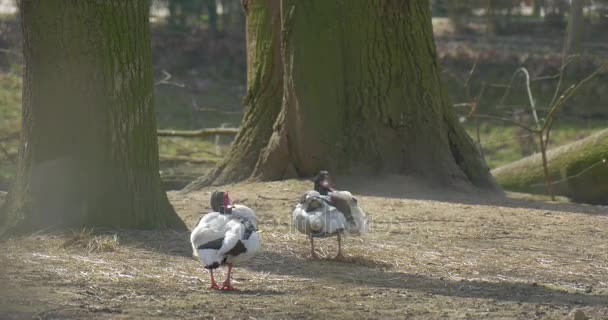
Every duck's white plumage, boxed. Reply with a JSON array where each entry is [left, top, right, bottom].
[[293, 171, 368, 259], [293, 190, 368, 238], [191, 204, 260, 269]]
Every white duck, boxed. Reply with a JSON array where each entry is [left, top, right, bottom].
[[292, 171, 368, 259], [190, 191, 260, 291]]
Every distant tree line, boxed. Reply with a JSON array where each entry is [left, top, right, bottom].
[[150, 0, 245, 35], [431, 0, 608, 35]]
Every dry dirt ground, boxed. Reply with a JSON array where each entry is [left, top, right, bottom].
[[1, 177, 608, 319]]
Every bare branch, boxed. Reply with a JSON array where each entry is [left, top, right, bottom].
[[471, 114, 537, 132], [531, 58, 576, 82], [548, 55, 577, 108], [542, 62, 607, 132], [464, 58, 478, 97], [496, 67, 540, 129], [154, 70, 185, 88], [469, 82, 486, 117]]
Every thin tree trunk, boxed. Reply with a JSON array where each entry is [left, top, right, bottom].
[[533, 0, 544, 18], [1, 0, 186, 235], [206, 0, 218, 35], [186, 0, 498, 191], [565, 0, 584, 55]]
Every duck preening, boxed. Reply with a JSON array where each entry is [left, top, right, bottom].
[[190, 191, 260, 291], [292, 171, 368, 259]]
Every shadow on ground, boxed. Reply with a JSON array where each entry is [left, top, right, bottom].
[[111, 229, 192, 258], [334, 174, 608, 216], [249, 250, 608, 307]]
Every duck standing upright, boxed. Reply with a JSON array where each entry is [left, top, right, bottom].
[[292, 171, 368, 259], [190, 191, 260, 291]]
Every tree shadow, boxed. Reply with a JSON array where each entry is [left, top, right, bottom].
[[112, 229, 193, 258], [334, 174, 607, 216], [248, 250, 608, 307]]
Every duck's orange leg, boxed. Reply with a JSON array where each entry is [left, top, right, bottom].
[[221, 264, 239, 291], [209, 269, 220, 289]]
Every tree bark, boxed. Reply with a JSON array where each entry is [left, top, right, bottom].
[[186, 0, 498, 192], [1, 0, 186, 235], [565, 0, 585, 55], [492, 129, 608, 204]]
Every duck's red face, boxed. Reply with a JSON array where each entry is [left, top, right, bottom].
[[222, 193, 232, 208], [320, 179, 330, 188]]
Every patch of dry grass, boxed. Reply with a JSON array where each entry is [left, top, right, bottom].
[[62, 229, 120, 253], [1, 178, 608, 319]]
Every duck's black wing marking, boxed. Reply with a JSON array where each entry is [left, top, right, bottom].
[[197, 219, 255, 257], [226, 240, 247, 256], [198, 238, 248, 256], [329, 193, 354, 223], [197, 238, 224, 250], [226, 219, 256, 255]]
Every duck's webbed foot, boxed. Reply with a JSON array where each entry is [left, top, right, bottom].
[[221, 264, 240, 291]]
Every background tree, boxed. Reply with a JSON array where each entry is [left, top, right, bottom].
[[447, 0, 473, 33], [167, 0, 205, 30], [186, 0, 499, 192], [565, 0, 585, 55], [533, 0, 545, 17], [0, 0, 186, 235]]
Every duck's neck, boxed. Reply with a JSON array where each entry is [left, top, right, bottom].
[[314, 184, 333, 196]]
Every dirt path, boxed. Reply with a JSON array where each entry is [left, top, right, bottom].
[[1, 178, 608, 319]]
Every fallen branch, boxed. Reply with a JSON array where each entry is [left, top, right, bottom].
[[158, 155, 218, 164], [493, 129, 608, 204], [157, 128, 239, 138], [2, 129, 240, 141]]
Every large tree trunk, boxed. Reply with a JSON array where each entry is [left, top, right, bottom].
[[492, 129, 608, 204], [1, 0, 186, 235], [565, 0, 585, 55], [186, 0, 498, 192]]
